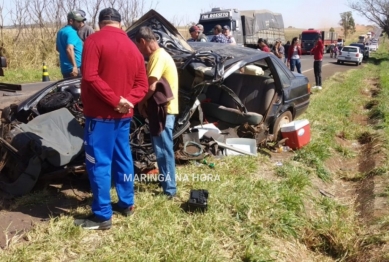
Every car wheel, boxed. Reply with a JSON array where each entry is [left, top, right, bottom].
[[356, 62, 359, 66], [272, 111, 293, 141], [337, 60, 340, 64], [37, 91, 74, 114]]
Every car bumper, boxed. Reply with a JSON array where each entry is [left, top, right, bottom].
[[338, 56, 359, 62]]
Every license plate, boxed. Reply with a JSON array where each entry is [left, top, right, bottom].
[[345, 57, 351, 59]]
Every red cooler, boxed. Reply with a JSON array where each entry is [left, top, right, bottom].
[[280, 119, 310, 149]]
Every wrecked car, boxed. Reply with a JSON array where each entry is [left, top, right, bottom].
[[0, 10, 310, 196]]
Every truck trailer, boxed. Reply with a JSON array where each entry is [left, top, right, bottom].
[[300, 29, 337, 54], [198, 8, 285, 48]]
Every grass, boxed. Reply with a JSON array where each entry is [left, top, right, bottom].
[[1, 67, 63, 84], [1, 37, 389, 262]]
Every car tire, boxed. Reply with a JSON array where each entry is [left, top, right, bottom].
[[337, 60, 340, 64], [272, 111, 293, 141], [37, 91, 74, 114], [356, 62, 359, 66]]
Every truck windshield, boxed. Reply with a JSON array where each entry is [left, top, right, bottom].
[[301, 33, 320, 41], [199, 20, 230, 35]]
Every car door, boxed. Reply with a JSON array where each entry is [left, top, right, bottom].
[[268, 56, 310, 118]]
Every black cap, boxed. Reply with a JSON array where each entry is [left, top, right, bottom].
[[98, 8, 121, 23]]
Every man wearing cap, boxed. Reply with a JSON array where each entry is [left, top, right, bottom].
[[210, 25, 228, 43], [75, 9, 95, 41], [56, 10, 84, 78], [222, 25, 236, 44], [195, 24, 208, 42], [74, 8, 148, 230], [187, 26, 199, 42]]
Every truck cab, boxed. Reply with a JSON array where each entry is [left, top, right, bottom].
[[301, 29, 337, 54], [358, 35, 367, 43], [300, 29, 322, 54], [198, 8, 242, 43]]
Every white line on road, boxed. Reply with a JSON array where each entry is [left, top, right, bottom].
[[302, 63, 330, 73]]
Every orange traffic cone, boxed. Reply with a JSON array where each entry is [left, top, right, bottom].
[[42, 62, 50, 82]]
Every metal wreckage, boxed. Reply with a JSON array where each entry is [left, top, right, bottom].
[[0, 10, 310, 197]]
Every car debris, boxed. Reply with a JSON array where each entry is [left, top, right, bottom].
[[0, 10, 311, 196]]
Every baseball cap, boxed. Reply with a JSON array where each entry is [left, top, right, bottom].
[[98, 8, 121, 23], [223, 25, 230, 31], [189, 25, 199, 33], [67, 10, 86, 22]]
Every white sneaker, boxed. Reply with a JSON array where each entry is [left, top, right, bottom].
[[317, 86, 322, 90], [312, 86, 317, 89]]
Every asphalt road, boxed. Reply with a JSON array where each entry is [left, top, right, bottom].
[[293, 52, 361, 87], [0, 81, 54, 109]]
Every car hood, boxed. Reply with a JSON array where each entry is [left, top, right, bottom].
[[126, 9, 193, 55]]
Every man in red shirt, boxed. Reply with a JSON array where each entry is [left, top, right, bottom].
[[74, 8, 148, 230], [257, 38, 270, 52], [310, 36, 324, 90]]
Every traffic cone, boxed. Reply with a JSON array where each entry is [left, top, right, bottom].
[[42, 62, 50, 82]]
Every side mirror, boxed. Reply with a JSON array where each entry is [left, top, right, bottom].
[[231, 20, 237, 31]]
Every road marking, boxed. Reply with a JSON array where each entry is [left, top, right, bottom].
[[302, 63, 330, 73]]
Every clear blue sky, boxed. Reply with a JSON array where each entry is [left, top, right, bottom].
[[154, 0, 371, 28], [1, 0, 371, 29]]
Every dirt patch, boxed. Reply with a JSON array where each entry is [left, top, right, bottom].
[[0, 177, 91, 249]]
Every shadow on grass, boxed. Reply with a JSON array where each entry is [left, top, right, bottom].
[[367, 56, 389, 65]]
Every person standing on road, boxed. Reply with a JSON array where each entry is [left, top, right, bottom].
[[333, 44, 338, 59], [287, 37, 302, 73], [310, 35, 324, 90], [210, 25, 228, 43], [135, 26, 178, 199], [195, 24, 208, 42], [283, 41, 291, 64], [222, 25, 236, 44], [187, 26, 205, 42], [74, 9, 95, 42], [74, 8, 148, 230], [274, 40, 284, 60], [257, 38, 270, 52], [56, 10, 84, 78]]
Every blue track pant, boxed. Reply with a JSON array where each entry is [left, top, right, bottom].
[[84, 117, 134, 221]]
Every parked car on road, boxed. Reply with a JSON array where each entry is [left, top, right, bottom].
[[349, 43, 370, 60], [0, 10, 311, 196], [337, 46, 363, 66]]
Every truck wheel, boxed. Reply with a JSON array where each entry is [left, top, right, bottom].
[[37, 91, 74, 114], [272, 111, 293, 141]]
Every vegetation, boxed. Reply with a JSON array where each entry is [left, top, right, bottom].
[[339, 11, 356, 41], [349, 0, 389, 37], [0, 40, 388, 262]]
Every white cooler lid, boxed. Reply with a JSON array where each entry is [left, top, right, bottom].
[[280, 119, 309, 132]]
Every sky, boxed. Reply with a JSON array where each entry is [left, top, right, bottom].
[[0, 0, 372, 29], [153, 0, 371, 28]]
